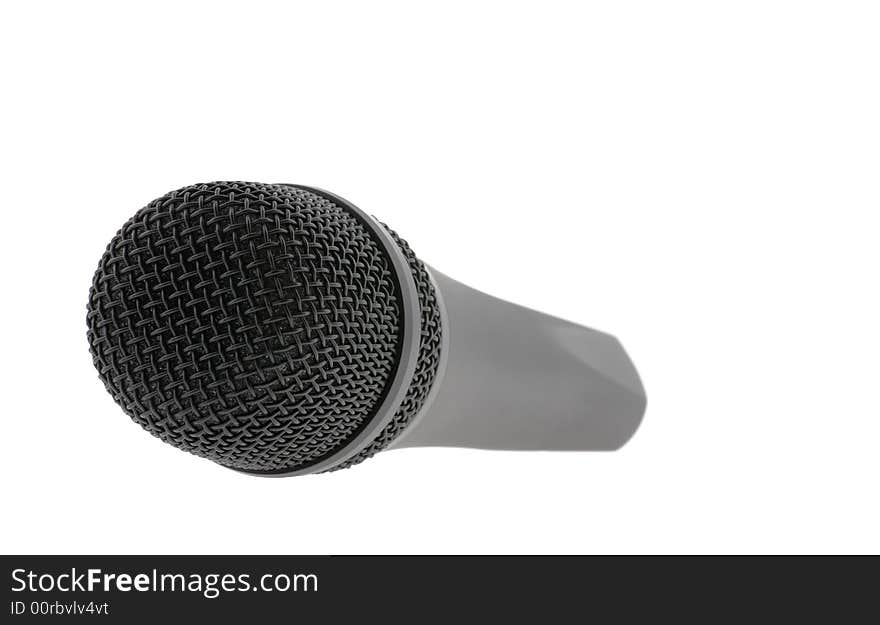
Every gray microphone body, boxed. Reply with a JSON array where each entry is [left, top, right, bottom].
[[392, 268, 645, 453]]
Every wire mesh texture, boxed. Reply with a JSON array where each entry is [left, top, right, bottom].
[[329, 225, 443, 471], [87, 181, 441, 473]]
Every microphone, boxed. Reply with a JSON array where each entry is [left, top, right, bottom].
[[87, 182, 646, 476]]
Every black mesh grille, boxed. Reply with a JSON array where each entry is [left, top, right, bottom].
[[86, 182, 403, 473]]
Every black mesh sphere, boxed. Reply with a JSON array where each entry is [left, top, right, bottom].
[[87, 182, 406, 473]]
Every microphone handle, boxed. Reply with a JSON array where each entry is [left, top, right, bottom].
[[391, 269, 646, 451]]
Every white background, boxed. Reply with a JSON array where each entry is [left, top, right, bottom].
[[1, 2, 878, 554]]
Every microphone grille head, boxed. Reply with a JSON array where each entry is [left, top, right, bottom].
[[87, 182, 442, 474]]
